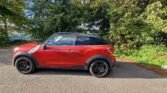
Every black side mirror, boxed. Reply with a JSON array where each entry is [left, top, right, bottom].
[[42, 43, 47, 50]]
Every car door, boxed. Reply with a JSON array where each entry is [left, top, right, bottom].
[[73, 35, 109, 65], [38, 34, 78, 67], [71, 35, 94, 66]]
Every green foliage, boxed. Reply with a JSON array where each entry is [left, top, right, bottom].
[[27, 0, 111, 41], [27, 0, 83, 41], [121, 45, 167, 66], [1, 0, 166, 50], [108, 0, 147, 49], [80, 0, 110, 36], [0, 0, 27, 46], [0, 0, 25, 16], [0, 0, 26, 27], [108, 0, 167, 50], [26, 0, 53, 41], [142, 1, 167, 33], [27, 0, 167, 45], [44, 0, 83, 37]]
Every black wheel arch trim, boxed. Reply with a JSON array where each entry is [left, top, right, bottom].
[[84, 55, 113, 70], [12, 52, 39, 67]]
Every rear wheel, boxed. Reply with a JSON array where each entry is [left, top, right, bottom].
[[89, 60, 110, 78], [15, 57, 36, 74]]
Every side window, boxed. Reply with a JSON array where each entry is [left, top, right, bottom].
[[76, 35, 90, 45], [47, 34, 75, 46], [89, 37, 108, 45], [76, 35, 108, 45]]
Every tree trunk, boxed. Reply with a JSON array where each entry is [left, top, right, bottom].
[[2, 16, 8, 38]]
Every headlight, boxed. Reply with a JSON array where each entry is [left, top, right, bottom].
[[14, 47, 19, 51]]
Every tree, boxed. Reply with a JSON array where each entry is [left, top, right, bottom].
[[72, 0, 110, 36], [108, 0, 167, 51], [25, 0, 53, 41], [0, 0, 26, 45], [25, 0, 166, 47], [27, 0, 83, 41], [0, 0, 26, 37], [141, 1, 167, 45], [44, 0, 83, 37]]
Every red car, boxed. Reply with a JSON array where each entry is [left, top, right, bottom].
[[12, 32, 116, 77]]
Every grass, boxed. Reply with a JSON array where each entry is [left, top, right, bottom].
[[116, 45, 167, 67]]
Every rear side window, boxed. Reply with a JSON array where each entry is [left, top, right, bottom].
[[76, 35, 108, 45]]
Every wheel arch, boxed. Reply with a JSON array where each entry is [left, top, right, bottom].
[[84, 55, 112, 70], [13, 52, 39, 67]]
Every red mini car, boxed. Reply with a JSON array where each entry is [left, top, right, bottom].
[[12, 32, 116, 77]]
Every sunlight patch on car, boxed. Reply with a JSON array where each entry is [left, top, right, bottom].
[[28, 45, 40, 54]]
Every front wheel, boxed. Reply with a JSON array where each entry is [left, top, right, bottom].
[[15, 57, 36, 74], [89, 60, 110, 78]]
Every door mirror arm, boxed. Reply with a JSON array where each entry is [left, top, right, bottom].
[[42, 43, 47, 50]]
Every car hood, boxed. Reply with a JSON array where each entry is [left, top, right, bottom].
[[16, 42, 39, 52]]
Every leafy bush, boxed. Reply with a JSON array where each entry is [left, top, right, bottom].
[[108, 0, 167, 50], [119, 45, 167, 67]]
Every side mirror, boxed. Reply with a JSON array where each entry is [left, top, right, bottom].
[[42, 43, 47, 50]]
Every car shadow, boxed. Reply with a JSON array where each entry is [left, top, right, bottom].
[[34, 61, 166, 79]]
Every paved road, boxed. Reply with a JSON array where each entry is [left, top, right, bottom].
[[0, 48, 167, 93]]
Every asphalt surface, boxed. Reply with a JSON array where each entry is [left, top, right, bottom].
[[0, 48, 167, 93]]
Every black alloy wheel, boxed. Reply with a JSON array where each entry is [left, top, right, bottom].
[[15, 57, 35, 74], [89, 60, 110, 78]]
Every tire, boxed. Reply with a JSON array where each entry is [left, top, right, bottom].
[[89, 60, 110, 78], [15, 56, 36, 74]]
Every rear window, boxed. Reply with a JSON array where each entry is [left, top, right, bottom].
[[76, 35, 108, 45]]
